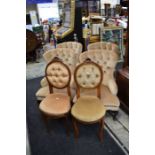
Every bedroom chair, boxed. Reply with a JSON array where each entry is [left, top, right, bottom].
[[36, 48, 78, 102], [77, 48, 120, 120], [39, 57, 71, 135], [71, 59, 106, 142]]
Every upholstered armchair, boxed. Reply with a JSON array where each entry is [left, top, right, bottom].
[[77, 48, 120, 119], [88, 42, 119, 54], [71, 59, 106, 142], [56, 41, 83, 54], [39, 57, 71, 134], [36, 48, 78, 101]]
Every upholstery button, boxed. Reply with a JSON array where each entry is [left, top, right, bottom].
[[86, 74, 90, 78], [104, 62, 107, 65], [96, 74, 99, 77], [78, 74, 81, 78]]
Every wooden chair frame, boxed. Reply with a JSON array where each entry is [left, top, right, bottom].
[[72, 59, 105, 142], [40, 57, 72, 135]]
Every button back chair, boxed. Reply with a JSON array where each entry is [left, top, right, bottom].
[[36, 48, 78, 102], [78, 48, 120, 119], [56, 41, 83, 55], [39, 57, 71, 135], [71, 59, 106, 142]]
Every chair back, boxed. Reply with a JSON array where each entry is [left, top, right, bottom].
[[43, 48, 77, 73], [74, 59, 103, 98], [88, 42, 119, 53], [79, 49, 119, 95], [45, 57, 71, 96], [57, 41, 83, 54]]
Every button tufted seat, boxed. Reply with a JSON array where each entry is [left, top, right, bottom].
[[39, 93, 70, 116], [71, 95, 106, 122]]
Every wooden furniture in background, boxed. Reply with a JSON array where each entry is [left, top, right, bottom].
[[116, 66, 129, 114], [26, 29, 42, 62]]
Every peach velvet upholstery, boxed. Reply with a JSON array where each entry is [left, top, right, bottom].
[[79, 49, 119, 95], [40, 48, 78, 89], [71, 96, 106, 122], [71, 61, 106, 122], [75, 63, 102, 89], [46, 61, 70, 88], [56, 41, 83, 54], [73, 85, 120, 111], [39, 93, 70, 116], [36, 86, 75, 101]]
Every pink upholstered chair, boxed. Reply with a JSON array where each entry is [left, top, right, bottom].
[[75, 48, 120, 119], [39, 57, 71, 134]]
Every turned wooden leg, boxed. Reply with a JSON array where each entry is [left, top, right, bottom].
[[64, 115, 70, 136], [98, 118, 104, 142], [72, 118, 79, 139]]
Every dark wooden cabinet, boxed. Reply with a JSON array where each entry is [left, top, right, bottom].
[[116, 67, 129, 114]]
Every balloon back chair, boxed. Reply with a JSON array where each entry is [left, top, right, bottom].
[[71, 59, 106, 142], [36, 48, 77, 102], [39, 57, 71, 135]]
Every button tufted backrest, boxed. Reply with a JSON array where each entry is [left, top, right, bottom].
[[56, 41, 83, 54], [43, 48, 77, 73], [45, 58, 71, 95], [79, 49, 119, 95], [74, 60, 103, 98], [88, 42, 119, 54]]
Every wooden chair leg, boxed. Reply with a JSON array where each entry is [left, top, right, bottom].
[[98, 118, 104, 142], [72, 118, 79, 139], [64, 115, 70, 136]]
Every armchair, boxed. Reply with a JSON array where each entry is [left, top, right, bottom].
[[56, 42, 83, 55]]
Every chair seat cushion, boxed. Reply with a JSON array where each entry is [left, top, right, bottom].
[[36, 86, 75, 101], [39, 93, 71, 116], [71, 96, 106, 122], [73, 85, 120, 111]]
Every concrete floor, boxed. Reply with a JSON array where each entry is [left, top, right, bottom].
[[26, 57, 129, 155]]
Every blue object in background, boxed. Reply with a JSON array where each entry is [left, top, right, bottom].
[[26, 0, 53, 5]]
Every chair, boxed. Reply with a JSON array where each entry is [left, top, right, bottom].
[[87, 42, 119, 53], [71, 59, 106, 142], [78, 48, 120, 119], [56, 41, 83, 55], [36, 48, 78, 101], [39, 57, 71, 135]]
